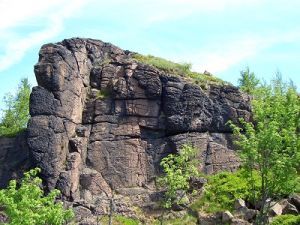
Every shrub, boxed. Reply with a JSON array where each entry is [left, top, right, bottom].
[[271, 214, 300, 225], [191, 169, 261, 213], [0, 168, 74, 225], [158, 144, 200, 208]]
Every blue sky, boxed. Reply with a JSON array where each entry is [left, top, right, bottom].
[[1, 0, 300, 106]]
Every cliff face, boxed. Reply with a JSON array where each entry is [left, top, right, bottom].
[[0, 38, 251, 219], [0, 133, 31, 188]]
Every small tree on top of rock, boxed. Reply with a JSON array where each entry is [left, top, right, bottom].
[[158, 144, 199, 209], [238, 67, 260, 94]]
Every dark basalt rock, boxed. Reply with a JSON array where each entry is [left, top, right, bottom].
[[0, 38, 251, 221]]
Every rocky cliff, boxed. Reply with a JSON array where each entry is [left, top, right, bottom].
[[0, 133, 32, 188], [0, 38, 251, 221]]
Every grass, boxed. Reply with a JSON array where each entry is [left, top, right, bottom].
[[155, 213, 198, 225], [132, 54, 227, 88], [96, 215, 140, 225], [97, 214, 196, 225]]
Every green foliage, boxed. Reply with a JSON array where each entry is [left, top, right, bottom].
[[0, 168, 74, 225], [191, 169, 261, 213], [132, 54, 225, 87], [238, 67, 260, 94], [271, 214, 300, 225], [112, 215, 139, 225], [0, 78, 31, 137], [153, 213, 197, 225], [158, 144, 199, 208], [98, 215, 140, 225], [95, 88, 110, 99], [229, 76, 300, 224]]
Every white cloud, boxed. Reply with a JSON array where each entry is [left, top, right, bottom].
[[141, 0, 263, 24], [170, 31, 300, 74], [88, 0, 263, 25], [0, 0, 90, 72]]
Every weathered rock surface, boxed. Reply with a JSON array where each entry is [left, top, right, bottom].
[[0, 132, 32, 188], [0, 38, 251, 220]]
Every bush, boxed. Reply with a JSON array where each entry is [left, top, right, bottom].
[[0, 168, 74, 225], [271, 214, 300, 225], [158, 144, 199, 208], [191, 169, 261, 213]]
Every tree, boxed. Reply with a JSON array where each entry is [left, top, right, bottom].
[[0, 78, 31, 137], [238, 67, 260, 94], [158, 144, 199, 209], [229, 76, 300, 224], [0, 168, 74, 225]]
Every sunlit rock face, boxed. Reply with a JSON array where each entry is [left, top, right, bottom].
[[0, 38, 251, 219]]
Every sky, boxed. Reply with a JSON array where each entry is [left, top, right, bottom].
[[1, 0, 300, 106]]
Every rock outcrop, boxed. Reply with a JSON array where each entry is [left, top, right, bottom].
[[1, 38, 251, 221], [0, 132, 32, 188]]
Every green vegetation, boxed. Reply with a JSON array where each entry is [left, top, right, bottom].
[[271, 214, 300, 225], [98, 213, 197, 225], [132, 54, 226, 87], [95, 215, 140, 225], [191, 72, 299, 223], [95, 88, 111, 99], [191, 169, 261, 213], [158, 144, 199, 209], [112, 215, 139, 225], [238, 67, 260, 94], [229, 75, 300, 224], [0, 168, 74, 225], [154, 213, 197, 225], [0, 78, 31, 137]]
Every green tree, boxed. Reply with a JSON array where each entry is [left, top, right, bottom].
[[229, 76, 300, 224], [0, 168, 74, 225], [0, 78, 31, 137], [238, 67, 260, 94], [158, 144, 199, 209]]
